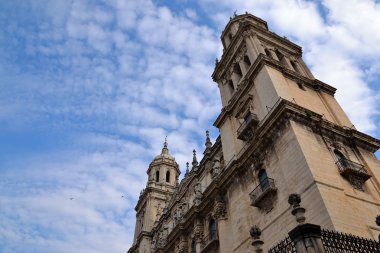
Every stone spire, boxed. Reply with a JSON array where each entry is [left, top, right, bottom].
[[192, 149, 198, 171], [205, 130, 212, 150], [185, 162, 189, 175]]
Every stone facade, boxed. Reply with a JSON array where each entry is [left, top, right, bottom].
[[128, 13, 380, 253]]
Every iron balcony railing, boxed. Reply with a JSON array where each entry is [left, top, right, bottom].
[[336, 158, 371, 180], [200, 232, 219, 252], [250, 178, 277, 207], [237, 112, 259, 141]]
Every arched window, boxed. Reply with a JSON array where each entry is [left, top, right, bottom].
[[191, 239, 196, 253], [258, 169, 269, 191], [155, 171, 160, 182], [166, 171, 170, 183], [209, 219, 217, 240]]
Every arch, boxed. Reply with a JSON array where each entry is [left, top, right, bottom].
[[166, 171, 170, 183], [155, 170, 160, 182], [209, 219, 217, 240], [258, 169, 269, 191]]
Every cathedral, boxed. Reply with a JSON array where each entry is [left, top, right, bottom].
[[128, 13, 380, 253]]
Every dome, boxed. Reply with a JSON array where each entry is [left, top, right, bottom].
[[152, 139, 175, 162]]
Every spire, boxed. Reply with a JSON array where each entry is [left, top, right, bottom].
[[162, 136, 169, 155], [185, 162, 189, 175], [205, 130, 212, 150], [192, 149, 198, 170]]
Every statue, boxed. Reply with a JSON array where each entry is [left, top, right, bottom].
[[193, 182, 202, 205]]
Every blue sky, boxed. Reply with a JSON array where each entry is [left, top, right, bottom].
[[0, 0, 379, 252]]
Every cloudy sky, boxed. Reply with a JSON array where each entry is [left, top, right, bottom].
[[0, 0, 379, 252]]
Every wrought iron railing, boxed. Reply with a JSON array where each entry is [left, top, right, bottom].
[[237, 112, 259, 141], [321, 229, 380, 253], [249, 178, 277, 207], [335, 158, 370, 178], [200, 232, 219, 252], [269, 229, 380, 253], [268, 236, 296, 253]]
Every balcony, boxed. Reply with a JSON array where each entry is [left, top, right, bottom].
[[336, 158, 371, 190], [250, 178, 277, 208], [200, 232, 219, 252], [237, 113, 259, 141]]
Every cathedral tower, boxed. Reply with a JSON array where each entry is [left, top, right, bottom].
[[132, 140, 180, 252], [129, 13, 380, 253]]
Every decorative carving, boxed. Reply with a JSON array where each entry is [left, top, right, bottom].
[[211, 155, 221, 178], [193, 219, 204, 242], [213, 195, 227, 220], [193, 182, 202, 205]]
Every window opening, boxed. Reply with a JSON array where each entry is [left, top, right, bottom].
[[244, 55, 251, 66], [191, 239, 196, 253], [258, 169, 269, 191], [209, 219, 217, 240], [156, 171, 160, 182], [166, 171, 170, 183], [264, 48, 272, 58]]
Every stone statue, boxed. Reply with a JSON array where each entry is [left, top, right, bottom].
[[193, 182, 202, 205]]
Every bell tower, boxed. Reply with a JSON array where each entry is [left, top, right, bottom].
[[132, 139, 180, 253], [212, 12, 380, 249]]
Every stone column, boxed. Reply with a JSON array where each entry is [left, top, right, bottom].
[[287, 193, 326, 253]]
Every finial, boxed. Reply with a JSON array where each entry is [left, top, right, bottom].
[[186, 162, 189, 175], [192, 149, 198, 170], [215, 58, 219, 66], [250, 225, 264, 253], [205, 130, 212, 151], [162, 136, 169, 154], [288, 193, 306, 224], [233, 10, 237, 17]]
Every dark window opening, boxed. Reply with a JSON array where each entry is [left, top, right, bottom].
[[191, 239, 196, 253], [234, 63, 243, 79], [166, 171, 170, 183], [209, 219, 217, 240], [244, 55, 251, 66], [156, 171, 160, 182], [334, 150, 347, 167], [275, 49, 284, 60], [297, 82, 306, 90], [264, 48, 272, 58], [228, 33, 233, 42], [258, 169, 269, 191], [291, 60, 300, 73], [228, 80, 235, 95]]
